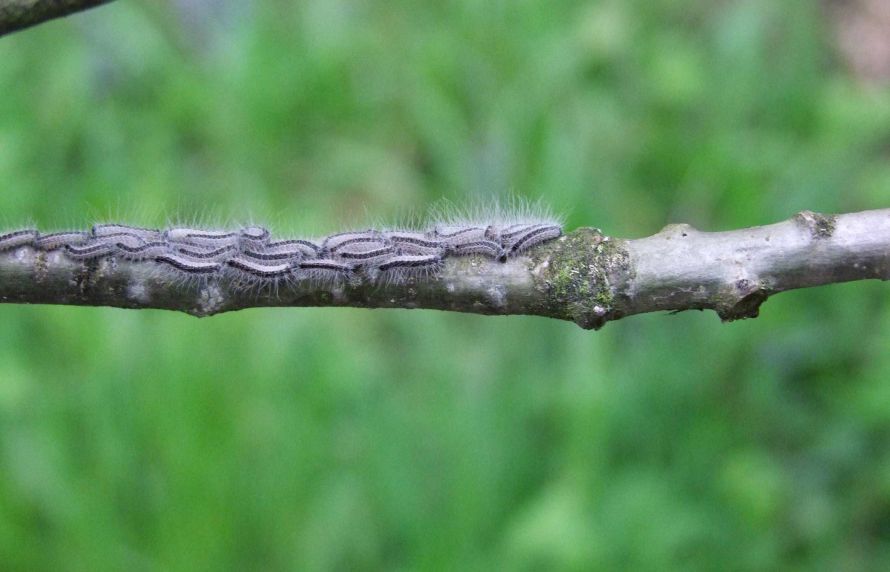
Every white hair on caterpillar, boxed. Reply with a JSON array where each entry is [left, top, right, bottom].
[[374, 254, 444, 285], [0, 229, 38, 251], [35, 231, 91, 251], [1, 200, 565, 292]]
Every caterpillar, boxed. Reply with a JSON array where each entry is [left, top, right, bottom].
[[0, 229, 39, 250], [296, 259, 354, 284], [506, 224, 563, 254], [65, 242, 117, 259], [226, 256, 294, 279], [450, 239, 507, 262], [322, 230, 390, 254], [335, 245, 398, 268], [92, 224, 162, 240], [376, 254, 444, 284], [383, 232, 446, 256], [91, 232, 150, 249], [173, 244, 239, 261], [164, 226, 271, 251], [0, 208, 563, 288], [34, 231, 90, 250], [432, 225, 487, 240], [265, 239, 320, 258], [154, 254, 221, 275], [115, 241, 169, 261], [240, 247, 304, 263]]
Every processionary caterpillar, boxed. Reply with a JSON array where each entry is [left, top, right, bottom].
[[0, 206, 563, 288]]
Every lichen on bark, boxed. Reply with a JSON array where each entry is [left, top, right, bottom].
[[536, 227, 629, 329]]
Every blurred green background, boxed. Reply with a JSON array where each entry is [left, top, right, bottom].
[[2, 0, 890, 570]]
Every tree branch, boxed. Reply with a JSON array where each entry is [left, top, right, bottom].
[[1, 209, 888, 329], [0, 0, 113, 37]]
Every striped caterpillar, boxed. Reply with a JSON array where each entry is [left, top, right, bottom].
[[0, 213, 563, 288]]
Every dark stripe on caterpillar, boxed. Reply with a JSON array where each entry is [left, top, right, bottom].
[[154, 254, 221, 274], [451, 240, 507, 262], [227, 257, 294, 278], [35, 232, 90, 250], [0, 229, 39, 250], [508, 225, 563, 254]]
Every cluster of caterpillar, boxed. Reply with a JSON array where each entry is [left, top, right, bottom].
[[0, 219, 562, 287]]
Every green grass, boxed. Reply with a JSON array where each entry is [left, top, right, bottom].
[[2, 1, 890, 570]]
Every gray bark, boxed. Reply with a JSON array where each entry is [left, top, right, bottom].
[[0, 0, 112, 36], [1, 209, 888, 329]]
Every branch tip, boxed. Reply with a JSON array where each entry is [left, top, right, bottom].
[[0, 0, 114, 37]]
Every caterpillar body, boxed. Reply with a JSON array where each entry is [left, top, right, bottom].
[[0, 229, 39, 250], [154, 254, 221, 275], [322, 230, 390, 255], [91, 232, 150, 249], [65, 242, 117, 259], [335, 246, 398, 273], [376, 254, 444, 285], [450, 240, 507, 261], [226, 257, 294, 279], [164, 228, 238, 243], [173, 244, 239, 261], [92, 224, 162, 242], [35, 232, 90, 250], [0, 210, 563, 288], [297, 259, 354, 285], [240, 247, 304, 263], [384, 232, 447, 256], [501, 224, 563, 254], [265, 239, 320, 258], [115, 241, 169, 261], [432, 225, 486, 240]]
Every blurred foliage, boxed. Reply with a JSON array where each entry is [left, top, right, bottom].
[[1, 0, 890, 570]]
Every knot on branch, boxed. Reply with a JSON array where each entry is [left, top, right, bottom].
[[657, 222, 699, 239], [539, 228, 629, 330], [716, 278, 770, 322], [794, 210, 837, 239]]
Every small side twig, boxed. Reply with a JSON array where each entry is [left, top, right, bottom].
[[0, 0, 114, 37]]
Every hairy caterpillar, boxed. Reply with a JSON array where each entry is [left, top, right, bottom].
[[383, 232, 447, 256], [0, 206, 563, 289], [90, 232, 150, 249], [502, 224, 563, 254], [322, 230, 390, 254], [265, 239, 320, 258], [432, 225, 486, 240], [164, 226, 271, 251], [226, 257, 294, 279], [296, 259, 354, 285], [0, 229, 39, 250], [115, 241, 169, 261], [92, 224, 162, 240], [336, 245, 398, 268], [173, 244, 239, 261], [34, 231, 90, 250], [239, 226, 272, 247], [240, 247, 304, 263], [154, 254, 221, 275], [164, 228, 237, 243], [376, 254, 444, 284], [65, 242, 117, 259], [450, 240, 507, 261]]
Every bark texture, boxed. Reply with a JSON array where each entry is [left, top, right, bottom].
[[0, 0, 112, 36], [1, 209, 888, 329]]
